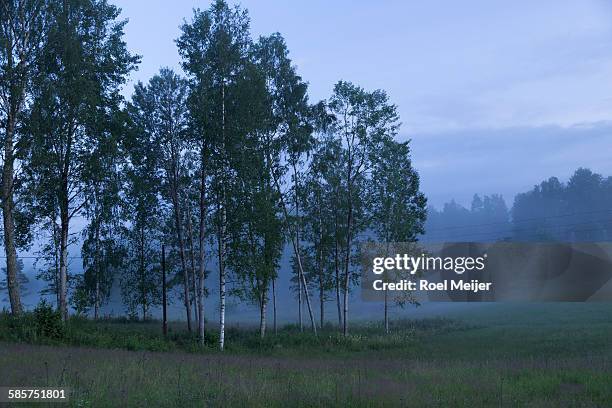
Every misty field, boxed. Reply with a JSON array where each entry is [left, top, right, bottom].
[[1, 303, 612, 407]]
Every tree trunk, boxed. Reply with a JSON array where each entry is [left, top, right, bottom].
[[1, 26, 24, 316], [342, 210, 352, 336], [259, 289, 267, 339], [298, 277, 303, 330], [218, 197, 226, 350], [291, 229, 316, 334], [94, 222, 101, 320], [197, 152, 207, 345], [171, 188, 192, 332], [317, 235, 324, 329], [268, 156, 317, 335], [52, 218, 60, 308], [335, 272, 341, 327], [272, 278, 277, 335], [293, 164, 304, 332], [57, 9, 77, 323], [317, 199, 325, 329], [218, 80, 227, 350], [162, 245, 168, 336], [333, 203, 342, 328], [384, 242, 391, 334], [59, 212, 69, 321], [342, 172, 354, 336], [140, 225, 146, 320], [94, 277, 100, 320], [2, 117, 21, 315], [384, 288, 389, 334], [320, 285, 325, 329], [342, 248, 350, 336], [186, 202, 198, 330]]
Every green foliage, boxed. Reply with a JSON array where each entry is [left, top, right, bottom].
[[4, 0, 429, 345], [0, 259, 30, 297], [0, 308, 468, 355], [121, 69, 192, 320], [33, 300, 65, 339], [370, 138, 427, 243], [513, 167, 612, 241], [0, 310, 38, 342], [23, 0, 139, 319], [0, 300, 66, 342]]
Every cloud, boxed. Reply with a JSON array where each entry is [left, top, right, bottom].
[[410, 123, 612, 208]]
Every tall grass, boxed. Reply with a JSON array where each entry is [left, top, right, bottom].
[[1, 304, 612, 406]]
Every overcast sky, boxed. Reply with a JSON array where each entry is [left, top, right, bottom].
[[112, 0, 612, 208]]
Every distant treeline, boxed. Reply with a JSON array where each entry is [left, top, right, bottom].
[[0, 0, 427, 347], [425, 168, 612, 242]]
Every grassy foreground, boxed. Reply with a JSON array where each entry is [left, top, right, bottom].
[[1, 303, 612, 407]]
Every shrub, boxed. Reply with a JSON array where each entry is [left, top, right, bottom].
[[33, 300, 65, 340], [0, 311, 36, 341]]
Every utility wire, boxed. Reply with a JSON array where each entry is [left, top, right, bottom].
[[425, 221, 611, 241], [1, 210, 611, 259], [427, 218, 612, 238], [0, 256, 82, 259], [425, 208, 612, 233]]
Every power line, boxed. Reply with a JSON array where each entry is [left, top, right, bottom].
[[428, 218, 612, 239], [424, 208, 612, 233], [1, 211, 610, 260], [425, 220, 611, 241], [468, 225, 608, 242], [0, 256, 81, 259]]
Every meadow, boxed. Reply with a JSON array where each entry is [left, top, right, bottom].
[[1, 303, 611, 407]]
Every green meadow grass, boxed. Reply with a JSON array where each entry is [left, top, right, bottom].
[[1, 303, 611, 407]]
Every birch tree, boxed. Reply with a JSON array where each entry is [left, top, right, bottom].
[[308, 132, 347, 328], [75, 107, 125, 318], [0, 0, 48, 315], [177, 0, 251, 350], [28, 0, 138, 320], [370, 138, 427, 333], [228, 145, 283, 339], [301, 138, 341, 328], [119, 104, 165, 321], [253, 33, 318, 334], [128, 68, 194, 330], [328, 81, 400, 335]]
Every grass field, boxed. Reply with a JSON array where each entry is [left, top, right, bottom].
[[1, 303, 612, 407]]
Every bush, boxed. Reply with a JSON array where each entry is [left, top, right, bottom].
[[33, 300, 65, 340], [0, 311, 35, 342]]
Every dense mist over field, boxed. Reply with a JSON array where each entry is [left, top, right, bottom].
[[4, 163, 611, 321]]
